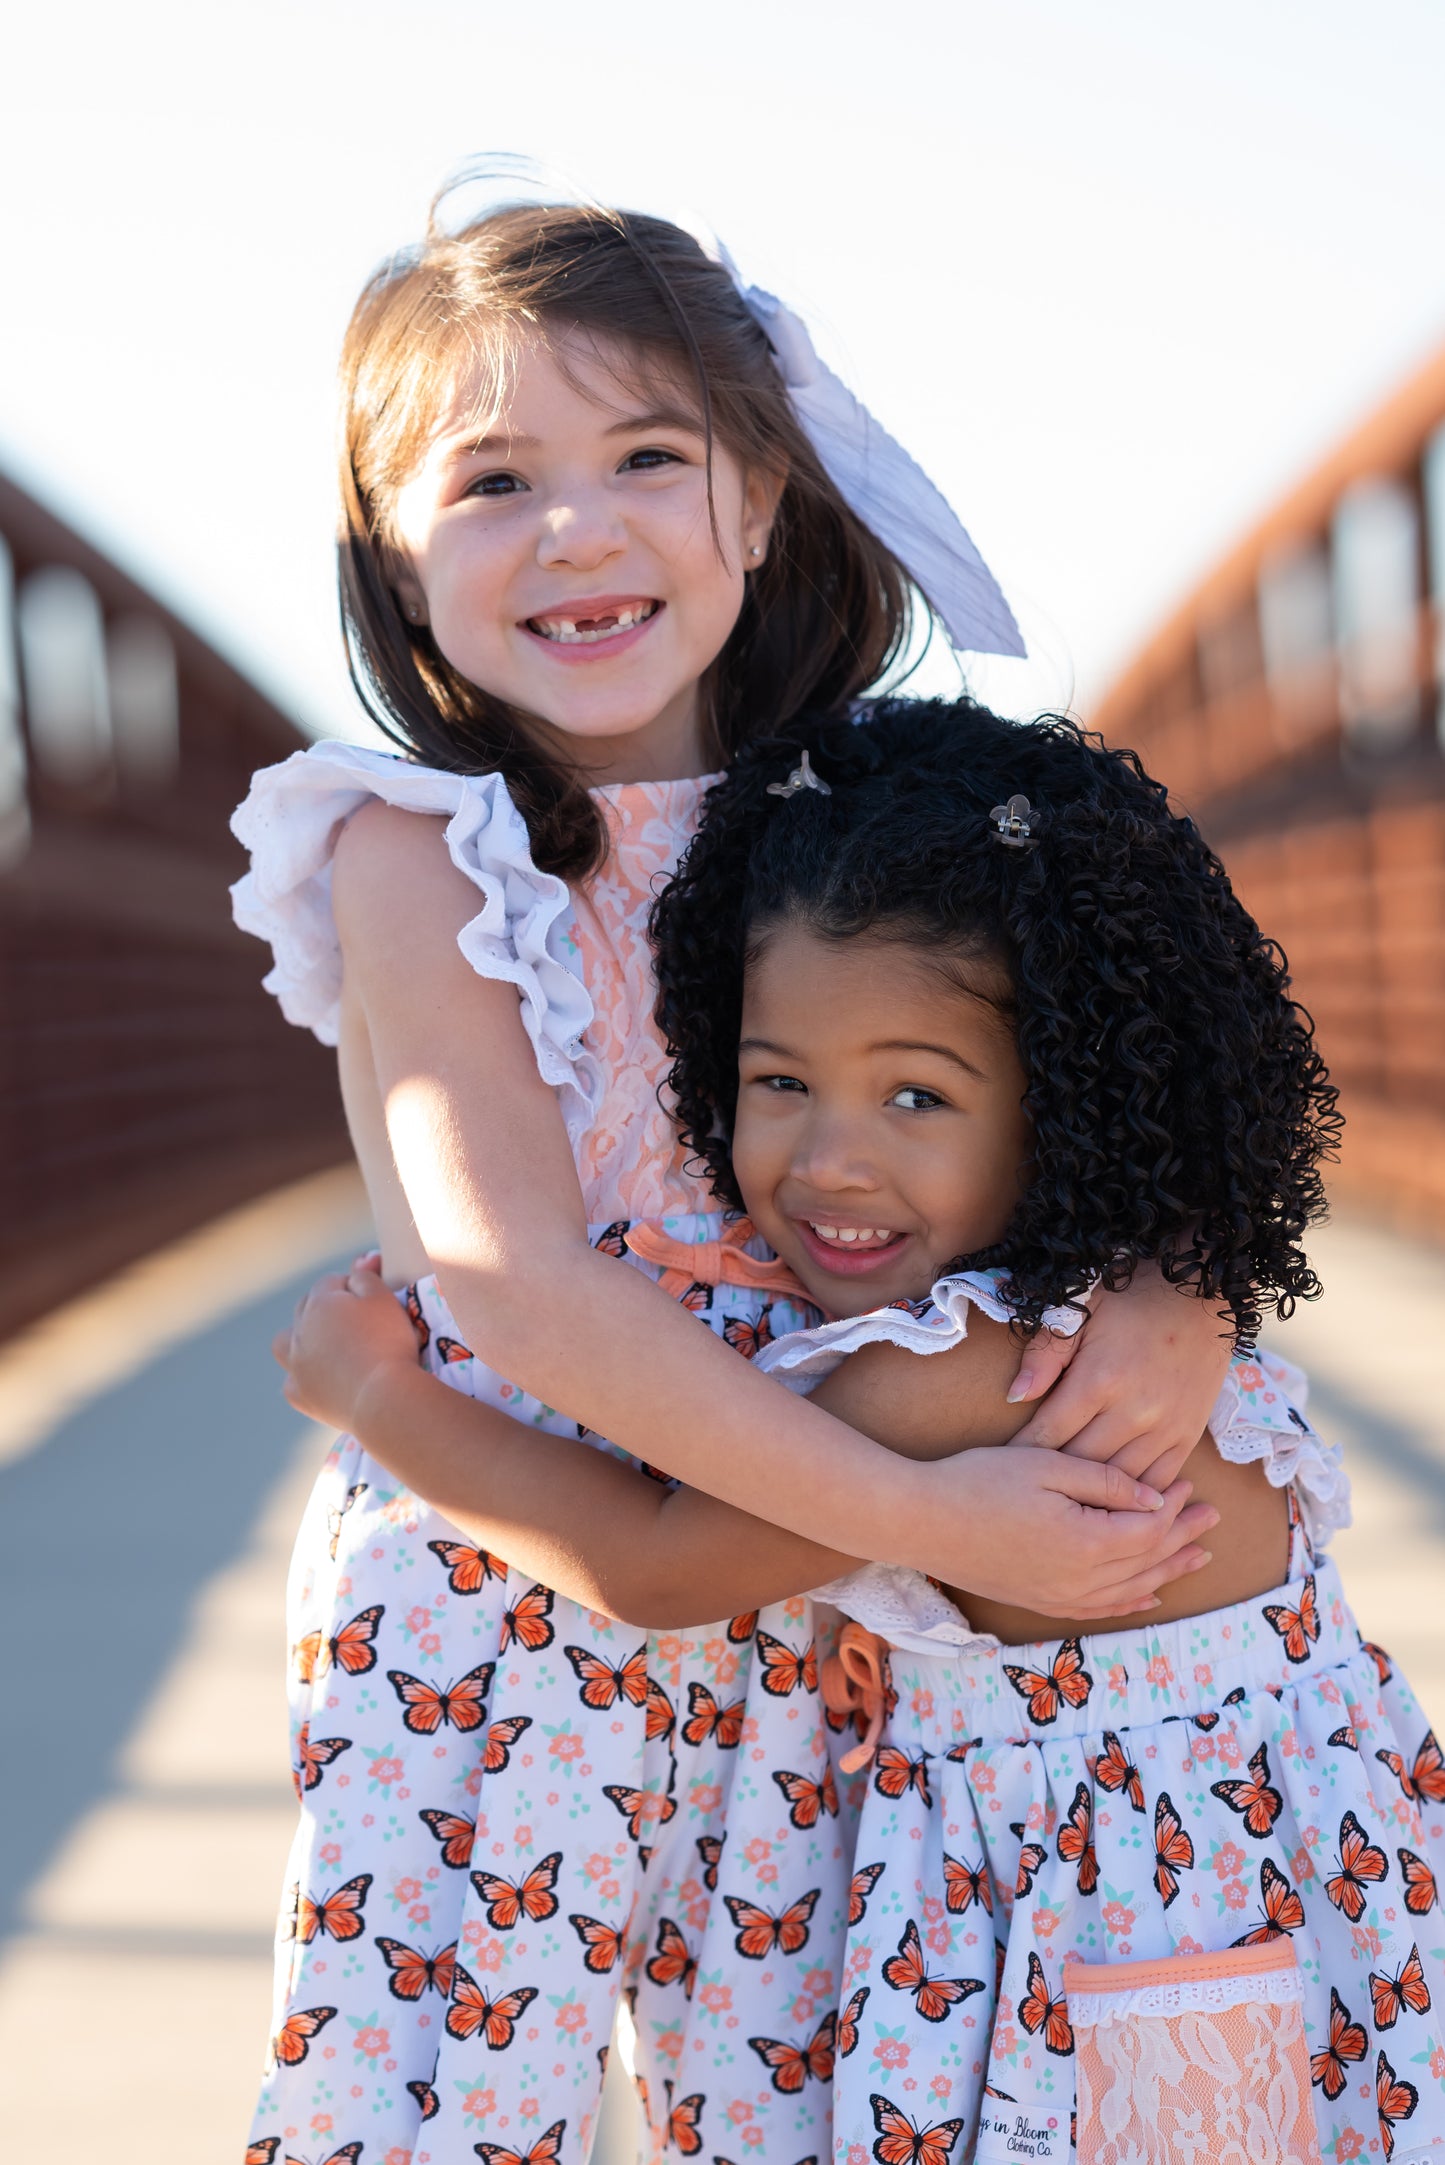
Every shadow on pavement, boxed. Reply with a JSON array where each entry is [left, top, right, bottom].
[[0, 1263, 337, 1942]]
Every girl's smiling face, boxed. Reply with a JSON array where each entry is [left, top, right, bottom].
[[390, 328, 779, 784], [731, 923, 1033, 1316]]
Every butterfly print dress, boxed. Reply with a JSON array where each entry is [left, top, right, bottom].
[[233, 748, 860, 2165], [753, 1276, 1445, 2165]]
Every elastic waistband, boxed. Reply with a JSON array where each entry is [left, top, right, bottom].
[[883, 1557, 1359, 1750]]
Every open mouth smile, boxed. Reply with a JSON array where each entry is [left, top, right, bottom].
[[794, 1218, 910, 1275], [524, 598, 661, 647]]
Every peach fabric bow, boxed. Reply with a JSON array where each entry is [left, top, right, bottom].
[[623, 1217, 811, 1306], [820, 1620, 892, 1774]]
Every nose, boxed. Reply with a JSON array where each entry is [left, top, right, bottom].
[[535, 488, 626, 574], [788, 1107, 883, 1197]]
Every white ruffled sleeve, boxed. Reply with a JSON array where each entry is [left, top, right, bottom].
[[1209, 1347, 1350, 1547], [229, 740, 601, 1139]]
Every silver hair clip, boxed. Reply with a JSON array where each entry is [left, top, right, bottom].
[[990, 794, 1040, 849], [767, 750, 833, 800]]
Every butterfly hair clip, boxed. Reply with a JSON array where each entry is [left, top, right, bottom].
[[990, 793, 1040, 849], [766, 750, 832, 800]]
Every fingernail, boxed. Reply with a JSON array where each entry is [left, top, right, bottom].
[[1006, 1378, 1033, 1404], [1135, 1483, 1165, 1510], [1192, 1550, 1213, 1569]]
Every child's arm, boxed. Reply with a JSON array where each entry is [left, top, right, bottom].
[[332, 803, 1224, 1593], [275, 1268, 1214, 1624]]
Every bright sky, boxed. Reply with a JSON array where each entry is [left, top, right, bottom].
[[3, 0, 1444, 739]]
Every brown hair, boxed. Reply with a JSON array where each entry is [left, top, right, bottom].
[[338, 196, 917, 878]]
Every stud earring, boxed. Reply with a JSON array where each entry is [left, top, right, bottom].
[[407, 605, 421, 622], [749, 544, 762, 559]]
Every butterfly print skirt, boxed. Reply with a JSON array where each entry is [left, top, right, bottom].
[[249, 1247, 859, 2165], [831, 1544, 1445, 2165]]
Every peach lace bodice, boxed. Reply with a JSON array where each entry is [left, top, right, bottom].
[[569, 776, 719, 1225]]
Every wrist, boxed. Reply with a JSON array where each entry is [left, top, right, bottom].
[[351, 1354, 428, 1442]]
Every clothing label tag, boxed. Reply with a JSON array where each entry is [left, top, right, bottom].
[[973, 2099, 1071, 2165]]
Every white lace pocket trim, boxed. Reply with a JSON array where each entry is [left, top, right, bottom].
[[230, 741, 601, 1141], [809, 1562, 999, 1659], [1072, 1964, 1304, 2028]]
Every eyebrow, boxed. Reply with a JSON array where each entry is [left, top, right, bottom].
[[442, 406, 703, 463], [738, 1035, 990, 1084]]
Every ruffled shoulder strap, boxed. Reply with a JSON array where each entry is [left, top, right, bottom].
[[229, 740, 600, 1138], [754, 1268, 1087, 1394], [1211, 1347, 1350, 1548]]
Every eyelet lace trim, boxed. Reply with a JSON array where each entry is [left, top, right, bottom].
[[230, 741, 600, 1141], [1073, 1965, 1304, 2028]]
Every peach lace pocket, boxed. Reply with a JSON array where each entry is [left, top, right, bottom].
[[1065, 1939, 1322, 2165]]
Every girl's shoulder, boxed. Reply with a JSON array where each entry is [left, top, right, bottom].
[[229, 738, 599, 1128]]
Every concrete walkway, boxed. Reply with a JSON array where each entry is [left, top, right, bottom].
[[0, 1197, 1440, 2158]]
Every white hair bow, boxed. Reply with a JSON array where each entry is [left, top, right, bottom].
[[716, 253, 1025, 660]]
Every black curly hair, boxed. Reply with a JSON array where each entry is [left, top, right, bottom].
[[650, 697, 1340, 1342]]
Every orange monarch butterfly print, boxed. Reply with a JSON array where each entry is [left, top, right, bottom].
[[292, 1721, 351, 1797], [723, 1312, 772, 1360], [1093, 1728, 1145, 1812], [1370, 1944, 1432, 2030], [570, 1912, 626, 1974], [1376, 1728, 1445, 1806], [1325, 1810, 1388, 1923], [773, 1765, 839, 1828], [593, 1220, 629, 1257], [1377, 2049, 1419, 2160], [475, 2119, 568, 2165], [683, 1681, 746, 1750], [1211, 1740, 1284, 1839], [837, 1984, 870, 2058], [724, 1888, 819, 1960], [481, 1713, 532, 1775], [696, 1833, 724, 1891], [295, 1872, 371, 1944], [1017, 1950, 1074, 2056], [644, 1677, 676, 1745], [375, 1936, 457, 2001], [326, 1482, 368, 1561], [881, 1920, 985, 2024], [470, 1852, 561, 1931], [1056, 1782, 1099, 1895], [266, 2004, 336, 2070], [646, 1917, 698, 1998], [663, 2083, 705, 2156], [500, 1583, 556, 1654], [868, 2092, 966, 2165], [403, 1281, 430, 1350], [1363, 1640, 1394, 1686], [850, 1860, 885, 1924], [1329, 1724, 1360, 1751], [427, 1536, 507, 1592], [407, 2077, 439, 2121], [292, 1603, 383, 1683], [1262, 1575, 1319, 1664], [604, 1783, 676, 1842], [943, 1736, 982, 1764], [387, 1661, 493, 1736], [1152, 1793, 1194, 1907], [246, 2144, 279, 2164], [1399, 1846, 1438, 1917], [942, 1852, 993, 1915], [748, 2012, 836, 2092], [755, 1630, 818, 1697], [565, 1641, 650, 1711], [727, 1609, 758, 1643], [1002, 1638, 1092, 1725], [434, 1333, 474, 1363], [283, 2146, 362, 2165], [1310, 1986, 1367, 2100], [1014, 1836, 1048, 1900], [419, 1807, 475, 1869], [873, 1746, 932, 1807], [444, 1968, 538, 2048], [1232, 1856, 1305, 1944]]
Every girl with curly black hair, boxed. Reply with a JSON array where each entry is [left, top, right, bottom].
[[281, 694, 1440, 2161]]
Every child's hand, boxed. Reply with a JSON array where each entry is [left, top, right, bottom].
[[924, 1447, 1218, 1618], [272, 1265, 422, 1434], [1006, 1263, 1233, 1483]]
